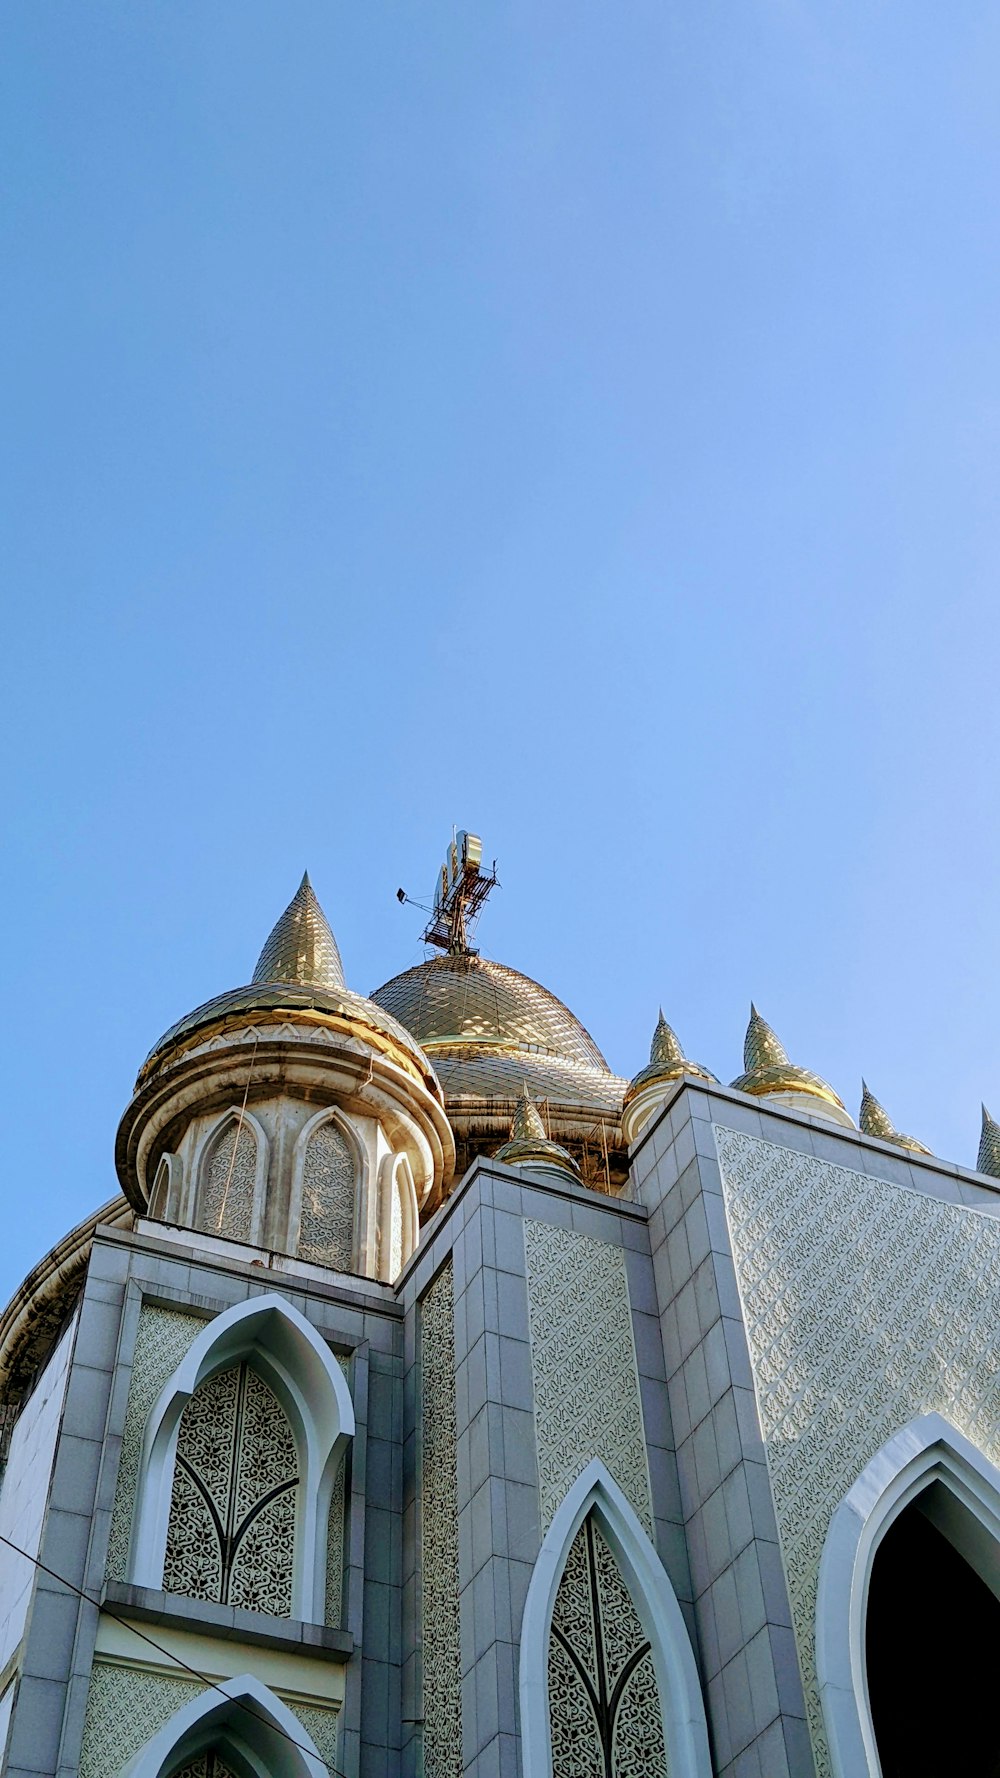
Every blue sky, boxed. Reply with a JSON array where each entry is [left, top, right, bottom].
[[3, 3, 1000, 1297]]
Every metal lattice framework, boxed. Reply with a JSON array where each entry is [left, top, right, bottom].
[[548, 1511, 668, 1778], [163, 1360, 299, 1616]]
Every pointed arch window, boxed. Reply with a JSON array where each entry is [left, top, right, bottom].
[[162, 1360, 299, 1616], [196, 1112, 265, 1243], [170, 1757, 240, 1778], [548, 1510, 667, 1777], [296, 1116, 355, 1270], [520, 1460, 712, 1778]]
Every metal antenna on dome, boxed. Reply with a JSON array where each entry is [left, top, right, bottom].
[[396, 828, 499, 955]]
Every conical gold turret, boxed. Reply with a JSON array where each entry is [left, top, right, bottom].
[[622, 1010, 717, 1143], [253, 871, 346, 990], [859, 1082, 931, 1156], [494, 1087, 580, 1180], [731, 1005, 852, 1126], [978, 1105, 1000, 1179]]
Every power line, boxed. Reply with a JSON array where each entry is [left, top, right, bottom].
[[0, 1530, 351, 1778]]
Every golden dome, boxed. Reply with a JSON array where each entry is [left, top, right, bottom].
[[730, 1004, 848, 1118], [624, 1010, 717, 1107], [371, 952, 608, 1069], [978, 1105, 1000, 1178], [494, 1087, 580, 1179], [139, 876, 437, 1095], [859, 1082, 931, 1156]]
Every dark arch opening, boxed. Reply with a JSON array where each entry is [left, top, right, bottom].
[[866, 1494, 1000, 1776]]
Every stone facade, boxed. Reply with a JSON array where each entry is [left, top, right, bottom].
[[2, 875, 999, 1777]]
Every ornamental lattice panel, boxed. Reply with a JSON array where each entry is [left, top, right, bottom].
[[198, 1120, 258, 1240], [714, 1124, 1000, 1778], [548, 1511, 668, 1777], [299, 1121, 355, 1269], [163, 1361, 299, 1616], [171, 1757, 240, 1778], [523, 1220, 653, 1532], [420, 1262, 463, 1778]]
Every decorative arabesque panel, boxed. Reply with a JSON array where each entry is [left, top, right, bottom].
[[198, 1120, 258, 1241], [162, 1361, 299, 1616], [524, 1221, 653, 1532], [106, 1304, 204, 1582], [299, 1121, 355, 1270], [714, 1125, 1000, 1778], [421, 1262, 463, 1778], [171, 1756, 239, 1778], [549, 1511, 668, 1778]]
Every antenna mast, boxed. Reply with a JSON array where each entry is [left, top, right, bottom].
[[404, 829, 498, 955]]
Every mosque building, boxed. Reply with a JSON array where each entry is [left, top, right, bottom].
[[1, 830, 999, 1778]]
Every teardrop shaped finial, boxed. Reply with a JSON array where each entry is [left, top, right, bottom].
[[731, 1005, 850, 1124], [859, 1082, 931, 1155], [510, 1085, 548, 1144], [859, 1081, 896, 1142], [494, 1086, 580, 1180], [252, 873, 346, 990], [650, 1012, 685, 1070], [978, 1105, 1000, 1178], [744, 1005, 790, 1073]]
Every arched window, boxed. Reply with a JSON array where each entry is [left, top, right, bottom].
[[378, 1152, 418, 1282], [162, 1360, 299, 1616], [129, 1295, 354, 1626], [196, 1111, 266, 1244], [120, 1673, 328, 1778], [295, 1114, 356, 1270], [549, 1509, 666, 1774], [520, 1460, 712, 1778], [816, 1413, 1000, 1778]]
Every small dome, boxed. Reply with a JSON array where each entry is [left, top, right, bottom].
[[494, 1087, 580, 1181], [731, 1005, 851, 1126], [978, 1105, 1000, 1178], [859, 1082, 931, 1156], [139, 876, 436, 1096]]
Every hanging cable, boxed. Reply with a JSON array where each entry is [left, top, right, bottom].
[[0, 1529, 348, 1778]]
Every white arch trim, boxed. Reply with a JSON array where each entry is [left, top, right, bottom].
[[519, 1458, 712, 1778], [129, 1293, 355, 1624], [816, 1412, 1000, 1778], [377, 1152, 418, 1282], [119, 1671, 328, 1778]]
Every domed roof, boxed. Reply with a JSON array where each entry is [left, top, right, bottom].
[[370, 952, 610, 1071], [139, 874, 438, 1095]]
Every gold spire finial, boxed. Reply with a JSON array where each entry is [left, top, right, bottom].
[[494, 1085, 579, 1178], [744, 1005, 789, 1073], [731, 1005, 849, 1122], [252, 873, 346, 991], [859, 1081, 931, 1156], [510, 1085, 548, 1144], [650, 1012, 685, 1070], [859, 1080, 895, 1142], [978, 1105, 1000, 1178]]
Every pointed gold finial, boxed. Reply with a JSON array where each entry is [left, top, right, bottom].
[[622, 1008, 717, 1142], [978, 1105, 1000, 1178], [494, 1086, 580, 1180], [743, 1004, 790, 1073], [731, 1005, 851, 1124], [509, 1086, 548, 1145], [859, 1081, 931, 1156], [252, 872, 346, 990], [650, 1011, 685, 1070]]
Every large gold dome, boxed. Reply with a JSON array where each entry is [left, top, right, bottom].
[[370, 953, 628, 1191]]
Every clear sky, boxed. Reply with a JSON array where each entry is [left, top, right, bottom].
[[3, 3, 1000, 1300]]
